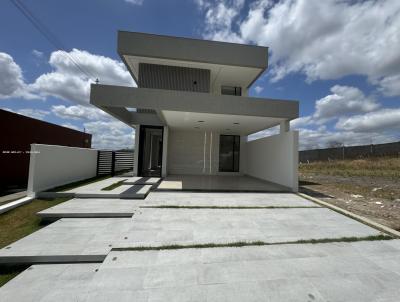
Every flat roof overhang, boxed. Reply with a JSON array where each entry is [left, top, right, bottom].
[[118, 31, 268, 89], [90, 84, 299, 135]]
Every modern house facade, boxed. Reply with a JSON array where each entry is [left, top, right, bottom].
[[90, 31, 299, 191]]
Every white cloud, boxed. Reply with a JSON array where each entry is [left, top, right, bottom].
[[336, 108, 400, 133], [3, 107, 50, 120], [313, 85, 379, 122], [125, 0, 144, 5], [52, 104, 110, 121], [197, 0, 400, 94], [61, 123, 80, 131], [202, 0, 245, 43], [254, 86, 264, 94], [84, 120, 135, 150], [30, 49, 135, 105], [298, 127, 397, 151], [248, 125, 279, 141], [290, 115, 313, 129], [375, 74, 400, 97], [0, 52, 38, 100], [0, 50, 135, 105], [32, 50, 44, 58]]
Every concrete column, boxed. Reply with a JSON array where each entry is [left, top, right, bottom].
[[133, 125, 140, 176], [161, 126, 169, 177], [280, 120, 290, 133]]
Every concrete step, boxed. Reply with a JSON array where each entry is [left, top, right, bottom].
[[121, 176, 161, 185], [37, 198, 139, 219], [0, 218, 133, 264], [75, 184, 153, 199]]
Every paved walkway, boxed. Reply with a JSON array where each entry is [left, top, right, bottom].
[[63, 177, 153, 199], [144, 192, 318, 207], [1, 187, 399, 301], [120, 207, 380, 248], [1, 240, 399, 301]]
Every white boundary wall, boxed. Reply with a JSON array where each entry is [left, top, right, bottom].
[[27, 144, 97, 196], [244, 131, 299, 192]]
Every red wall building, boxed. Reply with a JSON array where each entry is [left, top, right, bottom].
[[0, 109, 92, 193]]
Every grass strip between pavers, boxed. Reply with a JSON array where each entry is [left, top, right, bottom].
[[140, 205, 323, 209], [101, 180, 126, 191], [113, 234, 393, 251]]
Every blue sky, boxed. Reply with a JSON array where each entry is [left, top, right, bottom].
[[1, 0, 399, 150]]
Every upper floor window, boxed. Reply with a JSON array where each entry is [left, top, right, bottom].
[[221, 86, 242, 96]]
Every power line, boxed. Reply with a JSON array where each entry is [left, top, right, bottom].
[[9, 0, 97, 81]]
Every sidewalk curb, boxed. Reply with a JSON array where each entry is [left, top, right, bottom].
[[0, 196, 34, 215], [298, 192, 400, 239]]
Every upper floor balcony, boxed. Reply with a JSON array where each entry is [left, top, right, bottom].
[[118, 31, 269, 95]]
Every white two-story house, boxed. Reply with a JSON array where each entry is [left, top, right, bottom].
[[90, 31, 299, 192]]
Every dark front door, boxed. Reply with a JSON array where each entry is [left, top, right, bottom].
[[138, 126, 163, 177]]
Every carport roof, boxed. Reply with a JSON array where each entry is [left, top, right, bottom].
[[90, 84, 299, 135]]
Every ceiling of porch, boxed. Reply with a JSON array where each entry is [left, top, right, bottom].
[[161, 110, 283, 135]]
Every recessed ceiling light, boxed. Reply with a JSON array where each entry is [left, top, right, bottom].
[[197, 120, 204, 123]]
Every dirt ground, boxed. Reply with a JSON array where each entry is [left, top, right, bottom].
[[300, 172, 400, 231]]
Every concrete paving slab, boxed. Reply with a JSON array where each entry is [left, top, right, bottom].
[[75, 185, 153, 199], [118, 208, 381, 248], [87, 239, 400, 302], [122, 177, 161, 185], [3, 240, 399, 301], [143, 192, 319, 207], [37, 198, 139, 218], [0, 263, 99, 302], [64, 177, 126, 193], [0, 218, 133, 264]]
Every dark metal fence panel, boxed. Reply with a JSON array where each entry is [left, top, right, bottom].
[[300, 141, 400, 163], [96, 151, 113, 175], [114, 151, 134, 173], [96, 150, 134, 176]]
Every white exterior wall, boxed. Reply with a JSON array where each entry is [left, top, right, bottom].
[[244, 131, 298, 191], [27, 144, 97, 196], [167, 129, 245, 175]]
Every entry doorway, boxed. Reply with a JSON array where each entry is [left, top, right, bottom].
[[138, 126, 163, 177]]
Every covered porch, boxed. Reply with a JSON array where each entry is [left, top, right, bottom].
[[155, 174, 290, 192]]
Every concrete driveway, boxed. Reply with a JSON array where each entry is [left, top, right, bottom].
[[0, 190, 399, 301]]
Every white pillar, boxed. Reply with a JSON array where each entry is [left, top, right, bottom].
[[280, 120, 290, 133], [161, 126, 169, 177], [133, 125, 140, 176]]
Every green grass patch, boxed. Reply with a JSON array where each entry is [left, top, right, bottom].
[[101, 180, 126, 191], [0, 197, 71, 287], [48, 175, 111, 192], [114, 234, 393, 251], [0, 197, 70, 249], [0, 265, 29, 288], [141, 205, 322, 209]]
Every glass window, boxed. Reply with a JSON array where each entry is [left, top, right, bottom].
[[219, 135, 240, 172], [221, 86, 241, 96]]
